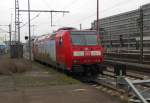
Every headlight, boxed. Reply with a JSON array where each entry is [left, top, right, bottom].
[[73, 51, 84, 56], [91, 51, 101, 56]]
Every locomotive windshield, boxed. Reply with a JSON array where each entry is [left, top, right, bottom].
[[71, 31, 98, 46]]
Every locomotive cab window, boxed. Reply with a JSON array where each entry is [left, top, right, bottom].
[[71, 31, 98, 46]]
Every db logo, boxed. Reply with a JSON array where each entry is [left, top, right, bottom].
[[85, 51, 91, 56], [85, 48, 89, 51]]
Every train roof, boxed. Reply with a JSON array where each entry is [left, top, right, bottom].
[[34, 34, 51, 41], [57, 27, 77, 31], [34, 28, 97, 42]]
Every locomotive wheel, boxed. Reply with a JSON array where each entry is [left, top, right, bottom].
[[82, 66, 92, 77], [91, 65, 100, 76], [64, 69, 72, 76]]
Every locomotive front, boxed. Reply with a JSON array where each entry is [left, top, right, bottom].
[[69, 30, 104, 74]]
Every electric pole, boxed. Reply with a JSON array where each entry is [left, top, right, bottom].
[[9, 24, 12, 46], [51, 12, 53, 26], [9, 24, 12, 57], [80, 24, 82, 30], [15, 0, 16, 41], [16, 0, 69, 60], [15, 0, 20, 42], [97, 0, 99, 34], [0, 24, 12, 53], [18, 8, 20, 43], [28, 0, 31, 60], [31, 25, 36, 37], [19, 10, 69, 60], [139, 7, 143, 63]]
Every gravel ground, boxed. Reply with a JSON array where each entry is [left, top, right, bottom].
[[0, 59, 124, 103]]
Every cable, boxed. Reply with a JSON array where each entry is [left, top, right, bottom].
[[20, 13, 41, 29], [37, 0, 79, 28], [42, 0, 52, 10], [0, 28, 8, 33], [100, 0, 135, 13], [54, 0, 79, 24], [63, 0, 79, 10], [69, 0, 137, 26]]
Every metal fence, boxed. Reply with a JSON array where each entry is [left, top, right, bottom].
[[92, 3, 150, 52]]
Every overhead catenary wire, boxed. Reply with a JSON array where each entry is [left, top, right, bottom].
[[30, 0, 70, 27], [56, 0, 131, 27], [20, 0, 51, 28], [0, 28, 8, 33], [39, 0, 75, 25], [20, 13, 41, 29], [42, 0, 52, 10], [53, 0, 79, 24], [66, 0, 138, 27], [63, 0, 79, 10], [32, 0, 78, 28]]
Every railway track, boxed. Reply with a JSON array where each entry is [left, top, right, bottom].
[[36, 60, 150, 102], [85, 66, 150, 103]]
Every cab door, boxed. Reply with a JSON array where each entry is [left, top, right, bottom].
[[56, 33, 65, 66]]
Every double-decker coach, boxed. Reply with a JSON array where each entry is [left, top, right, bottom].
[[33, 27, 104, 75]]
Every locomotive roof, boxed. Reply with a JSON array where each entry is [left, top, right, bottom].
[[57, 27, 77, 31], [56, 29, 97, 33], [34, 29, 97, 42]]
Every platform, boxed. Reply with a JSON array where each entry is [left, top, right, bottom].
[[0, 61, 124, 103]]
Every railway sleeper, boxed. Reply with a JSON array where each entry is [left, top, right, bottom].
[[112, 64, 150, 103], [116, 76, 150, 103]]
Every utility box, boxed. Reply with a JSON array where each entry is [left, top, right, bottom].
[[10, 43, 23, 58]]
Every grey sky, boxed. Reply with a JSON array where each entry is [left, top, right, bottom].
[[0, 0, 150, 42]]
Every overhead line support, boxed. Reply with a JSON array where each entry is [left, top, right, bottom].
[[19, 8, 69, 60], [19, 10, 69, 13]]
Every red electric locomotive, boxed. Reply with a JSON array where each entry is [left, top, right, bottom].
[[33, 27, 104, 75]]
